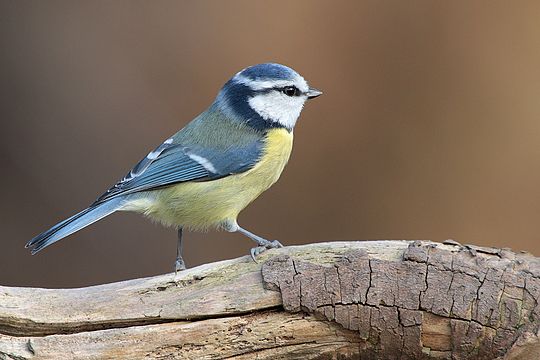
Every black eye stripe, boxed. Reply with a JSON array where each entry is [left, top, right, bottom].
[[254, 86, 304, 96], [277, 86, 301, 97]]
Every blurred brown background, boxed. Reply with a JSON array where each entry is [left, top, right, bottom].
[[1, 1, 539, 288]]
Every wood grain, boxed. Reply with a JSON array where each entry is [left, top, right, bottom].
[[1, 241, 539, 359]]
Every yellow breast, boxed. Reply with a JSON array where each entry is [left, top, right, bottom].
[[141, 128, 294, 230]]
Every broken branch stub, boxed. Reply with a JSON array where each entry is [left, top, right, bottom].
[[261, 241, 540, 359]]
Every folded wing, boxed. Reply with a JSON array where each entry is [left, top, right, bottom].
[[93, 137, 263, 204]]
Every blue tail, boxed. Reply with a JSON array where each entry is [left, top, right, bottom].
[[26, 198, 124, 254]]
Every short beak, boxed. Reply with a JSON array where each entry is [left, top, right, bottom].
[[307, 87, 323, 99]]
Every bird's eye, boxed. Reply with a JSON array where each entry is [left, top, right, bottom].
[[282, 86, 300, 97]]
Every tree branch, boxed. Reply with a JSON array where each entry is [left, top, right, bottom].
[[1, 241, 539, 359]]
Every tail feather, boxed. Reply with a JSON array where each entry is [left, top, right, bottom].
[[26, 198, 124, 254]]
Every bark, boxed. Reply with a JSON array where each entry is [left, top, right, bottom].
[[0, 241, 539, 359]]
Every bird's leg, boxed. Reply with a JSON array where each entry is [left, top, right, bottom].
[[174, 227, 186, 273], [225, 222, 283, 262]]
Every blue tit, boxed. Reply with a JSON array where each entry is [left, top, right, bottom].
[[26, 63, 322, 271]]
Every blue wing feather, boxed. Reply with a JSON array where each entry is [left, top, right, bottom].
[[93, 138, 263, 204]]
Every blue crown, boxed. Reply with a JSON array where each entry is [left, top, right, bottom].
[[240, 63, 297, 81], [215, 63, 302, 131]]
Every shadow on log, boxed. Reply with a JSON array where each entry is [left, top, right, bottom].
[[1, 241, 539, 359]]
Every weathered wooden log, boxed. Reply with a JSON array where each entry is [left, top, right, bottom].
[[0, 241, 539, 359]]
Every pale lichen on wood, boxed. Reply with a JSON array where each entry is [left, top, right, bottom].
[[0, 241, 539, 359]]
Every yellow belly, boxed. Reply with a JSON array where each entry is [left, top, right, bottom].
[[134, 128, 293, 230]]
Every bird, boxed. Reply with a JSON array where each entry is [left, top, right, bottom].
[[26, 63, 322, 272]]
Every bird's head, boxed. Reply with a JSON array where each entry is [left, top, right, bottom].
[[216, 63, 322, 131]]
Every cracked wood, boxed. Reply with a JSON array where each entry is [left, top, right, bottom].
[[1, 241, 539, 359]]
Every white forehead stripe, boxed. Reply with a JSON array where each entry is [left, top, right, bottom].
[[234, 74, 309, 93], [188, 154, 217, 173]]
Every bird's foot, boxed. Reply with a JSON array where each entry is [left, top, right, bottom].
[[250, 240, 283, 262], [174, 258, 187, 274]]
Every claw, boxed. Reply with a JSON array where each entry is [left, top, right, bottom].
[[250, 246, 266, 262], [270, 240, 283, 248], [249, 240, 283, 262], [174, 258, 186, 274]]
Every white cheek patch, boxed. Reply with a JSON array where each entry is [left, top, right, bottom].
[[248, 92, 305, 129]]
